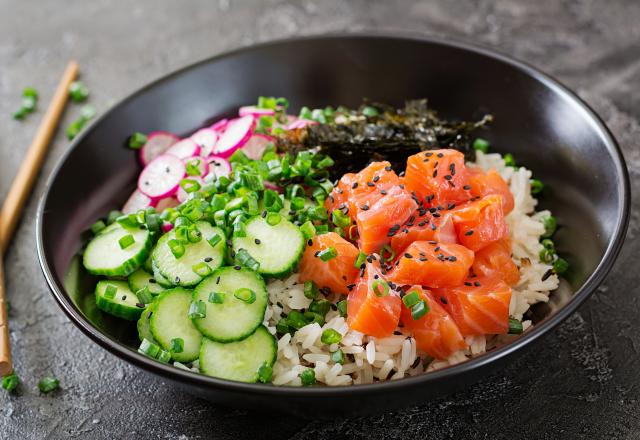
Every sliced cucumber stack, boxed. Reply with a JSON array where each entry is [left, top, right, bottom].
[[128, 268, 166, 296], [150, 288, 202, 362], [192, 267, 268, 342], [151, 261, 175, 288], [232, 215, 304, 276], [199, 326, 276, 383], [137, 304, 156, 342], [83, 222, 151, 277], [95, 280, 145, 321], [152, 221, 225, 287]]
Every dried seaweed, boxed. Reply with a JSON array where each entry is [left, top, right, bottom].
[[276, 99, 492, 176]]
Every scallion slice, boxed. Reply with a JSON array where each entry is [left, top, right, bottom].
[[135, 286, 153, 305], [118, 234, 135, 249], [372, 279, 389, 297], [331, 209, 350, 228], [508, 318, 523, 334], [337, 300, 348, 318], [257, 361, 273, 383], [188, 300, 206, 319], [90, 220, 106, 235], [128, 131, 147, 149], [553, 257, 569, 275], [472, 138, 490, 153], [170, 338, 184, 354], [207, 232, 222, 248], [208, 291, 225, 304], [317, 246, 337, 262], [104, 284, 117, 299], [541, 215, 557, 238], [234, 288, 257, 304], [303, 281, 319, 299], [37, 376, 60, 394], [299, 368, 316, 386], [402, 290, 421, 308], [300, 221, 316, 239], [266, 212, 281, 226], [380, 245, 396, 262], [192, 262, 212, 277], [411, 300, 429, 320], [168, 239, 185, 259], [235, 248, 260, 271], [1, 372, 19, 392], [354, 251, 367, 268], [68, 81, 90, 102]]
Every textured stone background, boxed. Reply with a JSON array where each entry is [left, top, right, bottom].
[[0, 0, 639, 438]]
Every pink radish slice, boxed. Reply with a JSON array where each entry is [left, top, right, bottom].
[[162, 222, 174, 233], [138, 154, 186, 199], [190, 128, 218, 157], [205, 156, 232, 180], [165, 138, 201, 159], [122, 189, 156, 214], [139, 131, 179, 166], [242, 133, 274, 160], [213, 115, 254, 158], [210, 118, 229, 132], [239, 106, 276, 117], [177, 176, 205, 203], [263, 181, 281, 192], [155, 197, 180, 212], [184, 156, 210, 177], [287, 119, 317, 130]]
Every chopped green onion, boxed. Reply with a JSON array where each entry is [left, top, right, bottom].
[[530, 179, 544, 195], [286, 310, 308, 330], [508, 318, 523, 334], [348, 225, 358, 241], [541, 215, 557, 238], [287, 184, 305, 199], [311, 108, 326, 123], [317, 246, 338, 262], [192, 262, 212, 277], [90, 220, 106, 235], [315, 224, 329, 235], [232, 218, 247, 238], [298, 106, 312, 120], [402, 290, 421, 308], [304, 311, 325, 326], [240, 172, 264, 191], [234, 288, 257, 304], [362, 106, 379, 117], [138, 338, 171, 363], [411, 300, 429, 320], [337, 300, 348, 318], [257, 362, 273, 383], [300, 368, 316, 386], [170, 338, 184, 354], [321, 328, 342, 344], [316, 156, 335, 169], [213, 210, 226, 227], [185, 158, 202, 176], [309, 299, 331, 317], [128, 132, 147, 149], [553, 257, 569, 275], [503, 153, 516, 167], [354, 251, 367, 268], [372, 279, 389, 297], [208, 292, 225, 304], [2, 373, 19, 392], [539, 248, 554, 264], [106, 210, 123, 225], [266, 212, 281, 226], [235, 248, 260, 271], [290, 197, 306, 211], [207, 232, 222, 248], [23, 87, 38, 99], [330, 349, 345, 365], [276, 319, 290, 335], [187, 225, 202, 243], [174, 216, 191, 228], [135, 286, 153, 305], [116, 213, 139, 229], [332, 209, 351, 228], [13, 87, 38, 120], [104, 284, 117, 299], [306, 206, 328, 221], [541, 238, 555, 250], [180, 179, 201, 194], [168, 239, 185, 259], [300, 221, 316, 239], [472, 138, 490, 153], [303, 281, 319, 299], [118, 234, 135, 249], [68, 81, 89, 102], [228, 149, 250, 164], [81, 104, 97, 120], [157, 350, 171, 363], [37, 376, 60, 394], [380, 244, 396, 262], [188, 300, 206, 319]]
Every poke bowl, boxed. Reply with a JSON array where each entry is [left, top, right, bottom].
[[36, 34, 630, 416]]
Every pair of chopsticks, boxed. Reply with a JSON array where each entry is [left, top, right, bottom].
[[0, 61, 79, 377]]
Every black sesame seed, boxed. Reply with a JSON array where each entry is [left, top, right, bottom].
[[361, 205, 369, 211], [464, 230, 474, 236], [464, 282, 473, 286], [255, 238, 262, 245], [432, 169, 438, 178], [444, 175, 452, 181], [384, 165, 392, 171], [425, 152, 433, 157], [419, 257, 428, 262], [541, 269, 554, 281], [147, 311, 153, 319], [373, 175, 380, 182], [216, 276, 220, 284], [440, 297, 448, 304], [434, 246, 440, 252], [121, 295, 127, 301], [230, 250, 236, 258], [307, 239, 313, 246], [261, 210, 267, 218], [463, 185, 471, 190], [404, 253, 413, 259], [437, 153, 444, 158], [447, 203, 456, 210], [314, 251, 320, 257], [204, 257, 213, 262], [428, 240, 437, 245], [448, 256, 457, 262], [432, 212, 441, 218], [399, 184, 405, 189], [367, 182, 375, 187], [374, 274, 379, 279], [347, 283, 356, 291], [149, 278, 156, 284], [136, 302, 145, 308], [474, 281, 481, 287], [175, 276, 180, 283], [234, 265, 241, 270], [411, 358, 421, 368], [352, 182, 358, 189]]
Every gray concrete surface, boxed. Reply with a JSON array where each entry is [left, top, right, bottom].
[[0, 0, 639, 438]]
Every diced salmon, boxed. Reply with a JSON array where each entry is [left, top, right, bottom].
[[400, 286, 467, 360], [325, 172, 357, 222], [347, 259, 401, 338], [435, 275, 512, 335], [298, 232, 360, 295], [403, 149, 471, 206], [356, 185, 418, 254], [450, 195, 508, 252], [390, 213, 457, 254], [387, 241, 474, 288], [467, 168, 514, 214], [472, 238, 520, 286]]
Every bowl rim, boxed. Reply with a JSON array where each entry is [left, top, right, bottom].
[[36, 32, 631, 397]]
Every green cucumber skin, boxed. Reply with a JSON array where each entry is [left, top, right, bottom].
[[83, 223, 151, 277], [199, 326, 277, 383], [232, 215, 304, 278], [191, 267, 268, 343], [149, 288, 202, 363], [137, 304, 157, 342], [94, 280, 144, 321], [152, 261, 175, 288]]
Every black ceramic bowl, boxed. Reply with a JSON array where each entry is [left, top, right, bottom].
[[37, 34, 629, 416]]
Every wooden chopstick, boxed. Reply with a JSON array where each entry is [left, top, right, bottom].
[[0, 60, 79, 377]]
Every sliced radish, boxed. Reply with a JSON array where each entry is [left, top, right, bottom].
[[184, 156, 209, 177], [177, 176, 205, 203], [210, 118, 229, 132], [213, 115, 254, 158], [122, 189, 156, 214], [205, 156, 232, 181], [263, 181, 281, 192], [162, 222, 174, 233], [190, 128, 218, 157], [242, 133, 274, 160], [165, 138, 201, 159], [155, 197, 180, 212], [287, 119, 318, 130], [239, 106, 275, 117], [139, 131, 179, 166], [138, 154, 185, 199]]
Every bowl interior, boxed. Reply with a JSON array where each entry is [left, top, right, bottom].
[[40, 35, 627, 385]]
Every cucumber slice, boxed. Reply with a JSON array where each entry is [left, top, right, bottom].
[[192, 267, 268, 342], [199, 326, 276, 383], [143, 254, 154, 273], [152, 261, 175, 288], [128, 268, 166, 295], [137, 304, 156, 342], [83, 223, 151, 277], [150, 288, 202, 362], [232, 215, 304, 277], [95, 280, 145, 321], [152, 221, 225, 287]]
